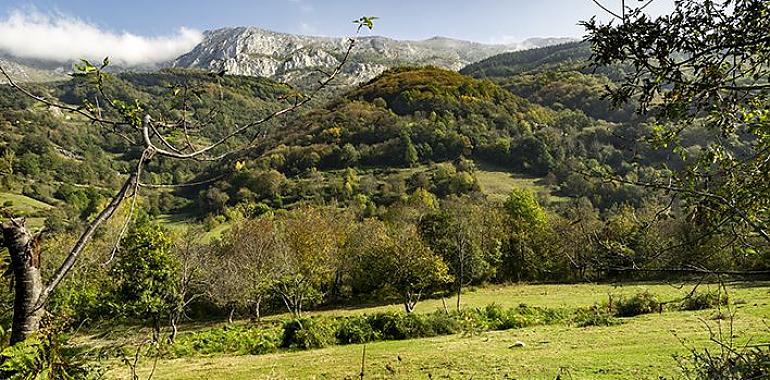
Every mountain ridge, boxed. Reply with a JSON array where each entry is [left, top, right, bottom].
[[170, 27, 576, 86], [0, 26, 576, 85]]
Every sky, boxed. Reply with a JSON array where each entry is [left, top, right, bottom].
[[0, 0, 675, 65]]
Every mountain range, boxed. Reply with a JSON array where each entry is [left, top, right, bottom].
[[0, 27, 576, 84], [171, 27, 575, 85]]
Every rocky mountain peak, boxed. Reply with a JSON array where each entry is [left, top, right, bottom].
[[172, 27, 576, 86]]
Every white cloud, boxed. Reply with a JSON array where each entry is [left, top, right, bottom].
[[0, 9, 203, 66]]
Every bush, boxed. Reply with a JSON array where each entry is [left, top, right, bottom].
[[335, 316, 379, 344], [425, 311, 462, 335], [481, 304, 567, 330], [680, 291, 729, 311], [366, 312, 410, 340], [171, 326, 279, 356], [457, 308, 492, 334], [572, 305, 620, 327], [614, 291, 661, 317], [281, 317, 337, 349], [399, 313, 438, 338]]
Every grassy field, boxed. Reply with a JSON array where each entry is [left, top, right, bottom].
[[474, 163, 567, 204], [0, 192, 54, 230], [104, 281, 770, 380], [0, 192, 54, 213]]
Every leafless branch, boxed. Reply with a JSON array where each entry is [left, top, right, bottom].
[[590, 0, 623, 20]]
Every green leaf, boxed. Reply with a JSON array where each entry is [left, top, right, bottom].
[[353, 16, 378, 30]]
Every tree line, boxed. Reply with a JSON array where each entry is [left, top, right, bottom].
[[20, 183, 766, 342]]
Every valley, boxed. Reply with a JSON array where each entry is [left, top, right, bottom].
[[0, 2, 769, 379]]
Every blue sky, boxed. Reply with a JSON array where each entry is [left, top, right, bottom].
[[1, 0, 674, 42], [0, 1, 675, 65]]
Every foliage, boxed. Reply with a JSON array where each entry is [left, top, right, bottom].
[[281, 317, 337, 349], [504, 188, 547, 230], [334, 316, 380, 344], [572, 305, 620, 327], [207, 217, 278, 318], [613, 291, 661, 317], [109, 216, 178, 322], [174, 303, 571, 358], [419, 198, 501, 291], [0, 327, 102, 380], [169, 326, 279, 357], [679, 291, 729, 312], [583, 0, 770, 256], [344, 219, 451, 313], [499, 188, 551, 281], [271, 207, 346, 316]]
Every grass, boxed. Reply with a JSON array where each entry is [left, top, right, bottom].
[[155, 214, 231, 243], [473, 162, 567, 204], [99, 281, 770, 379], [116, 313, 768, 380], [0, 192, 54, 213], [0, 192, 54, 230], [302, 282, 748, 318]]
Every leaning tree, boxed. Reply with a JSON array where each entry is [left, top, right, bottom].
[[0, 17, 377, 345]]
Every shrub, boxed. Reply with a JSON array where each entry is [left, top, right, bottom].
[[335, 316, 379, 344], [163, 304, 577, 358], [572, 305, 620, 327], [456, 308, 492, 335], [281, 317, 337, 349], [399, 313, 437, 338], [680, 291, 729, 311], [614, 291, 660, 317], [425, 311, 461, 335], [366, 312, 410, 340], [171, 326, 279, 356], [481, 304, 567, 330], [512, 304, 567, 326]]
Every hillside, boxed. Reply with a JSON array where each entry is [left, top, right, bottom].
[[460, 42, 636, 121], [461, 41, 592, 77], [0, 68, 295, 230], [0, 61, 684, 228], [169, 63, 693, 222]]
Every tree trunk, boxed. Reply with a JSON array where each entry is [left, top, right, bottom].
[[168, 311, 179, 343], [404, 292, 417, 314], [3, 219, 44, 344], [456, 282, 462, 312], [254, 296, 262, 322], [456, 253, 463, 312]]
